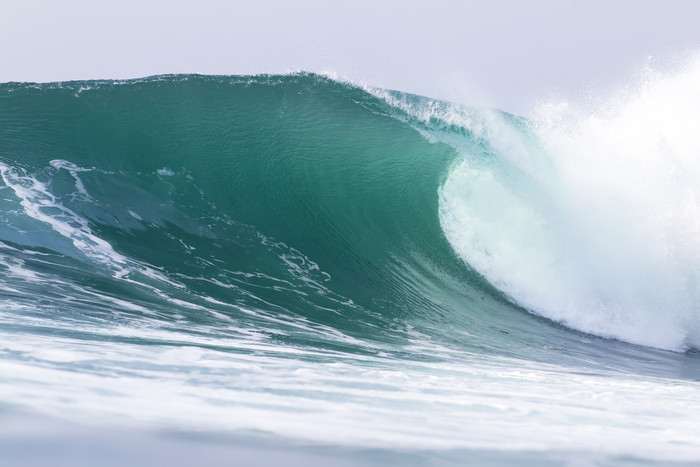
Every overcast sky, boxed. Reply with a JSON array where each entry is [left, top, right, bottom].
[[2, 0, 700, 115]]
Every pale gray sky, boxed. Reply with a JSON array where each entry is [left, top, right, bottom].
[[2, 0, 700, 115]]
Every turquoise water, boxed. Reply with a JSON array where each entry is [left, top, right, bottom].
[[1, 73, 700, 465]]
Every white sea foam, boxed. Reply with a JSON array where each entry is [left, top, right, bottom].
[[0, 162, 191, 304], [1, 329, 699, 462], [49, 159, 92, 197], [438, 54, 700, 351], [0, 163, 130, 275]]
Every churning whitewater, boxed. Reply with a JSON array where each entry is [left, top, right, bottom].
[[439, 58, 700, 352], [1, 64, 700, 464]]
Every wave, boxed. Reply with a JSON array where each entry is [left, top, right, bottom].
[[1, 69, 699, 353]]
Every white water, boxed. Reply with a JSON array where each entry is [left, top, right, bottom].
[[440, 55, 700, 351], [2, 327, 700, 462]]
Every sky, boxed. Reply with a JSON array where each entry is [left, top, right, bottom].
[[3, 0, 700, 115]]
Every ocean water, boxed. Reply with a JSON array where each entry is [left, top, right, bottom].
[[1, 66, 700, 465]]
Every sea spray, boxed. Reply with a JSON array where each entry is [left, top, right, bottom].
[[438, 55, 700, 351]]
